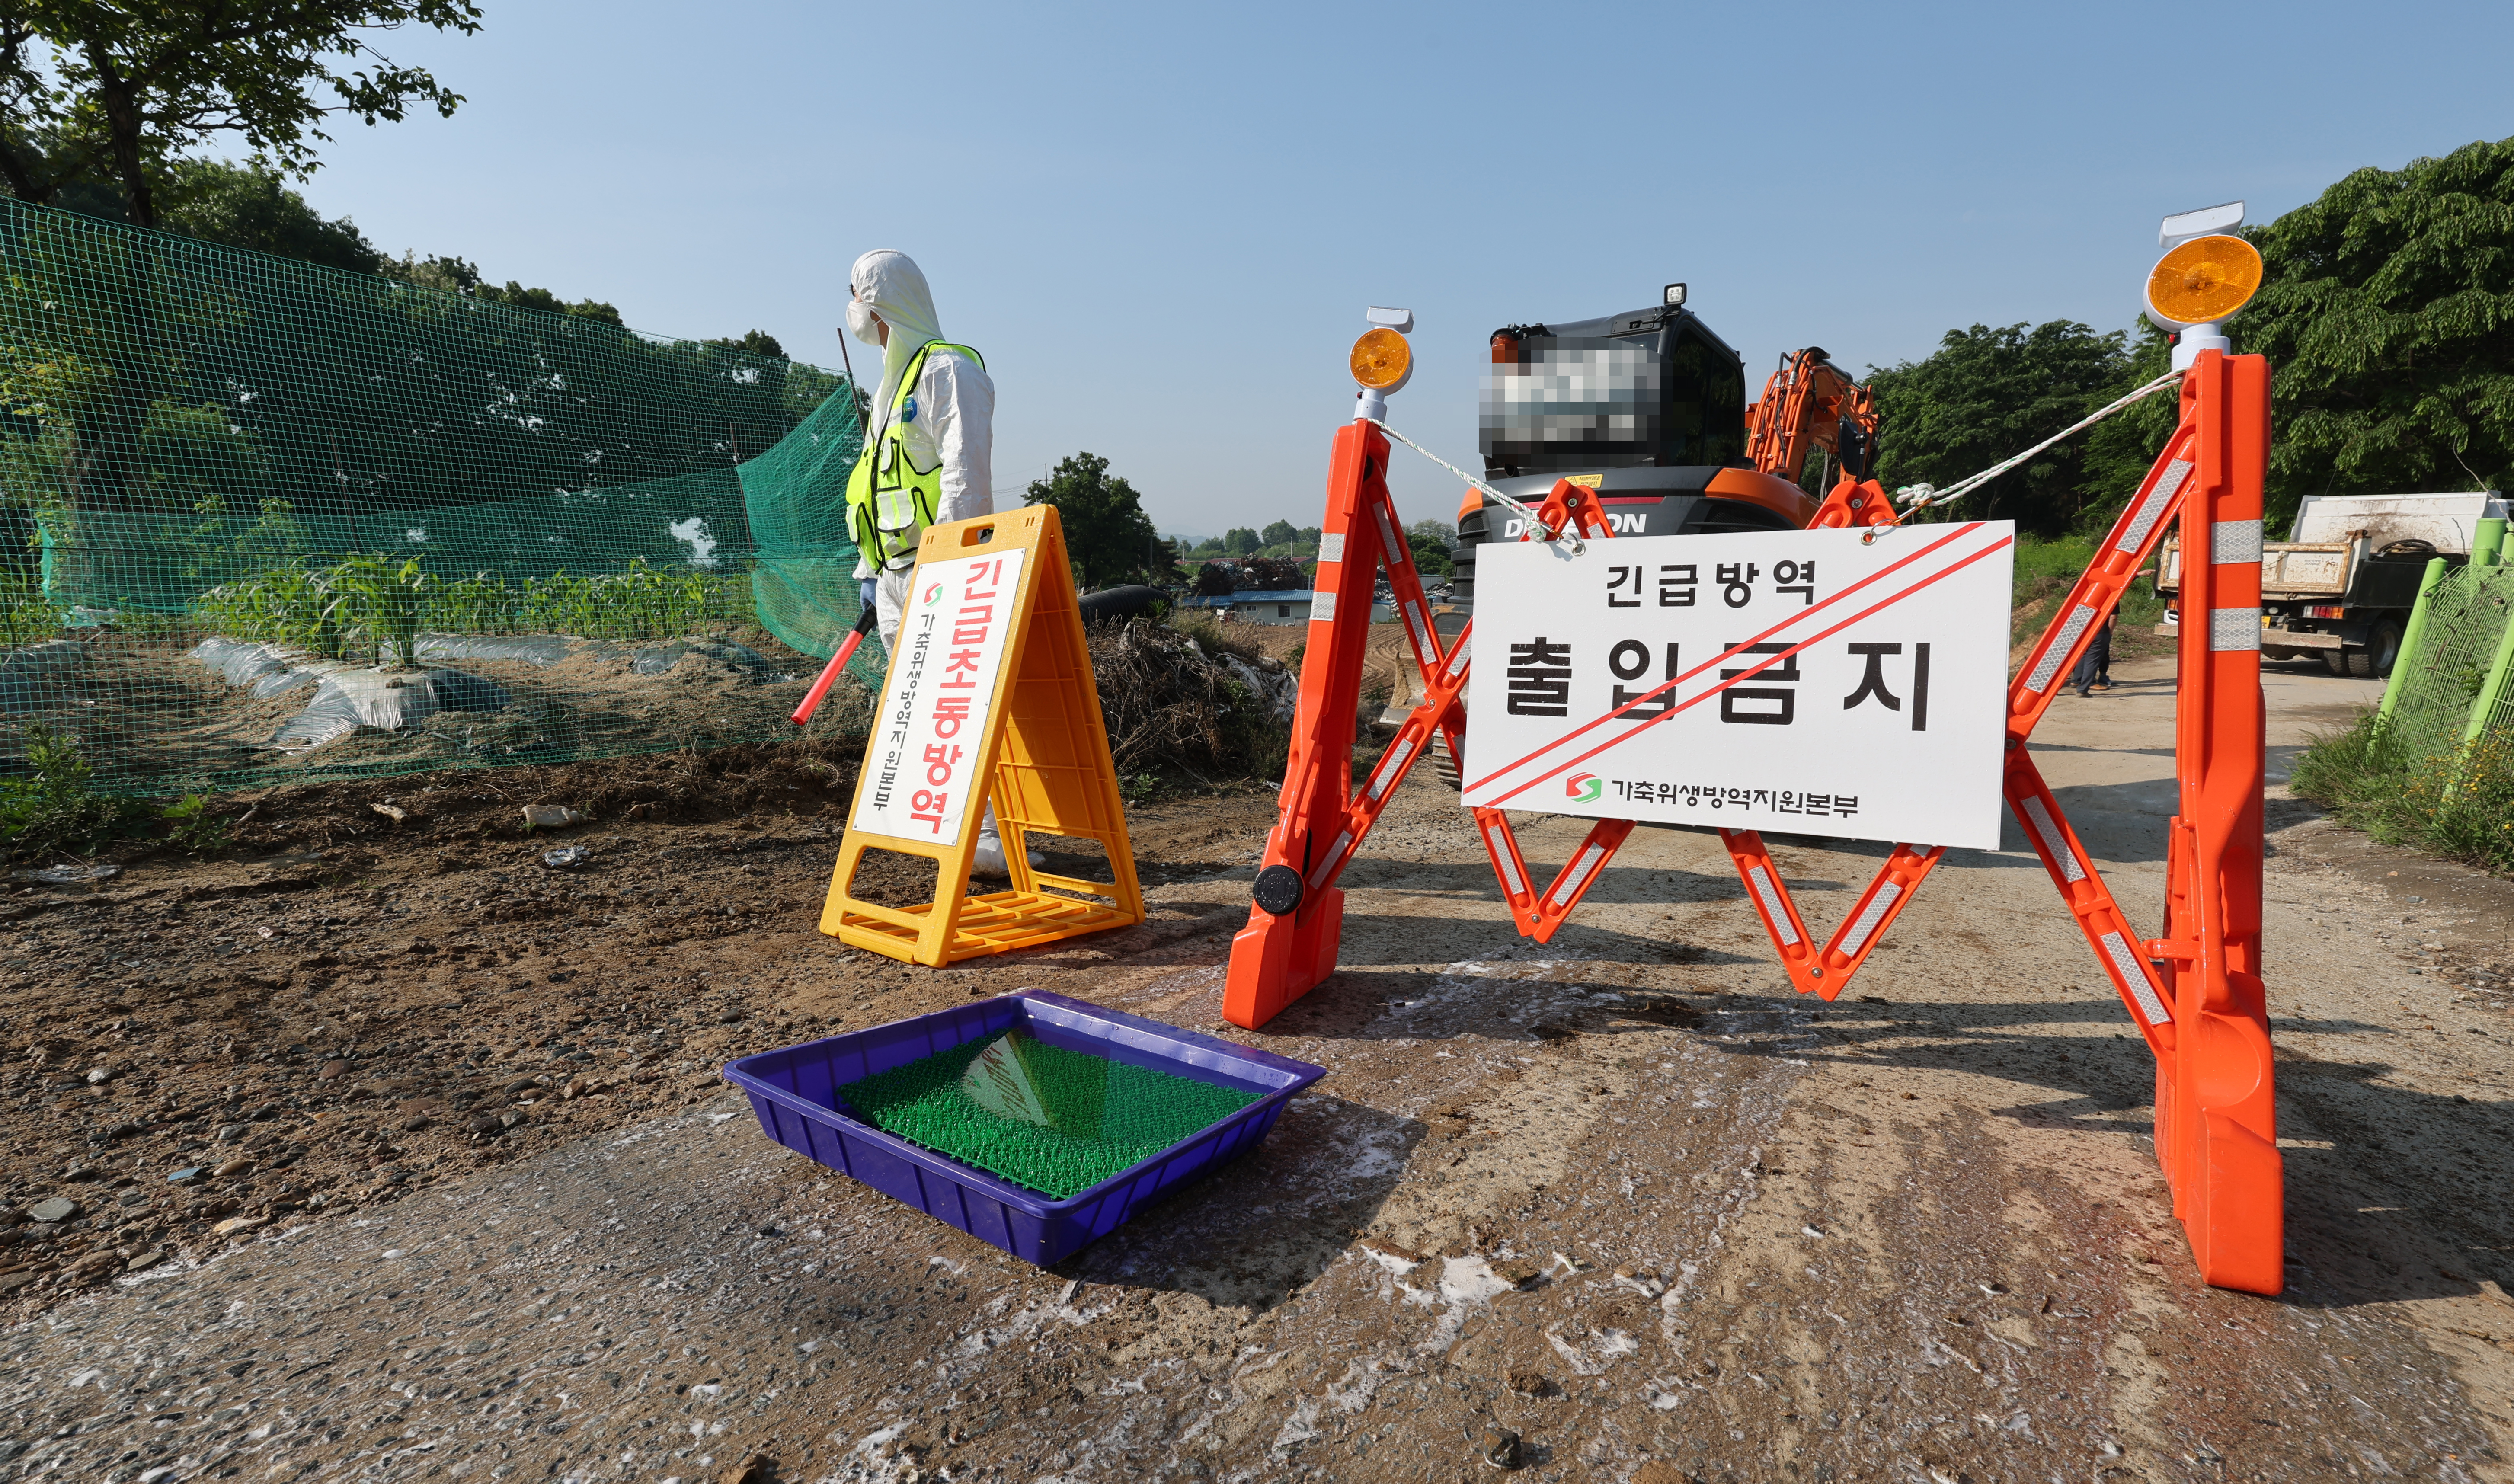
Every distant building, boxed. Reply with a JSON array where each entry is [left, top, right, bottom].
[[1179, 588, 1393, 626]]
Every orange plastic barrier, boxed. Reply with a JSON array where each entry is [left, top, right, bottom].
[[1721, 352, 2280, 1292], [1222, 441, 1625, 1029], [1226, 353, 2281, 1293], [820, 506, 1145, 966]]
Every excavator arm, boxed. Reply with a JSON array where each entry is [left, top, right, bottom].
[[1746, 347, 1879, 487]]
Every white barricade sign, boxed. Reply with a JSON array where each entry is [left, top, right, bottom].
[[1461, 523, 2015, 849], [849, 547, 1027, 846]]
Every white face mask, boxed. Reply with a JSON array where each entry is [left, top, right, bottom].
[[844, 297, 883, 345]]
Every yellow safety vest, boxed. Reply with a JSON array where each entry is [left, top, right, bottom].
[[846, 339, 985, 570]]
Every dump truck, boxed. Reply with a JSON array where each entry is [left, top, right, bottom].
[[2155, 491, 2508, 677]]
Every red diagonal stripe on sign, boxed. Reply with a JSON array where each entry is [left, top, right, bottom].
[[1477, 529, 2014, 810], [1464, 522, 1987, 796]]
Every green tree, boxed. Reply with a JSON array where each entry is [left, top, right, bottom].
[[478, 281, 621, 327], [1223, 526, 1260, 556], [378, 252, 624, 326], [1867, 320, 2133, 537], [1191, 536, 1225, 557], [0, 136, 390, 273], [710, 329, 785, 360], [2077, 322, 2178, 525], [1869, 140, 2514, 538], [380, 250, 476, 293], [0, 2, 480, 229], [2235, 136, 2514, 526], [1404, 519, 1457, 578], [157, 156, 382, 270], [1259, 518, 1298, 548], [1024, 451, 1160, 589]]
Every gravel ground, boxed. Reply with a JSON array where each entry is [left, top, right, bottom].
[[4, 656, 2512, 1484]]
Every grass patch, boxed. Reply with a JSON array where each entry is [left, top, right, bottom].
[[2290, 710, 2514, 872], [2009, 535, 2166, 655], [2, 722, 151, 860], [0, 723, 239, 862]]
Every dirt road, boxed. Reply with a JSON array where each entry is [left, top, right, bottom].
[[6, 655, 2513, 1484]]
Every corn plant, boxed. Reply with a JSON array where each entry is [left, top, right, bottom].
[[192, 559, 355, 659], [431, 571, 523, 634], [509, 559, 744, 640], [329, 555, 435, 668], [198, 553, 755, 650]]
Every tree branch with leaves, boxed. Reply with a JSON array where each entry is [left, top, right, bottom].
[[0, 0, 482, 227]]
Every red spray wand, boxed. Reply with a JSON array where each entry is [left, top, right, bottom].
[[790, 603, 881, 727]]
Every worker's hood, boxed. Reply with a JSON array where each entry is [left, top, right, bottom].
[[848, 249, 946, 415]]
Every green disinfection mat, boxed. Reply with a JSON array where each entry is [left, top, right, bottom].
[[725, 991, 1326, 1264], [837, 1031, 1263, 1199]]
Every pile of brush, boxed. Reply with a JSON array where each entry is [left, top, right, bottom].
[[1084, 617, 1295, 782]]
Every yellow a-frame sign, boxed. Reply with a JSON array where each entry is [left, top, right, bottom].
[[821, 505, 1145, 965]]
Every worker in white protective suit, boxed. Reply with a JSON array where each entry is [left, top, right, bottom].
[[842, 249, 1027, 876]]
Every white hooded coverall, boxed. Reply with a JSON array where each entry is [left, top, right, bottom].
[[844, 249, 1012, 871], [846, 248, 995, 646]]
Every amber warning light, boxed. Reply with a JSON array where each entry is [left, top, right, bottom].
[[1350, 307, 1414, 422], [1350, 327, 1411, 391], [2145, 234, 2263, 329]]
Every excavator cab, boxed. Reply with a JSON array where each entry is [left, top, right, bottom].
[[1451, 295, 1836, 605]]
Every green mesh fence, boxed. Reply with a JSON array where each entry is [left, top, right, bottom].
[[739, 386, 876, 661], [2380, 564, 2514, 762], [0, 195, 884, 795]]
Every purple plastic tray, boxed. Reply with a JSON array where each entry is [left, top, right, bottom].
[[722, 989, 1325, 1265]]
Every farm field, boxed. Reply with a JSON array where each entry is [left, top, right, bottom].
[[10, 620, 844, 797]]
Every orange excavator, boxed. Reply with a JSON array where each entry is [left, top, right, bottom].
[[1450, 291, 1883, 604], [1746, 345, 1878, 492]]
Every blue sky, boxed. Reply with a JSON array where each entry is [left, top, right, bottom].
[[294, 0, 2514, 537]]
